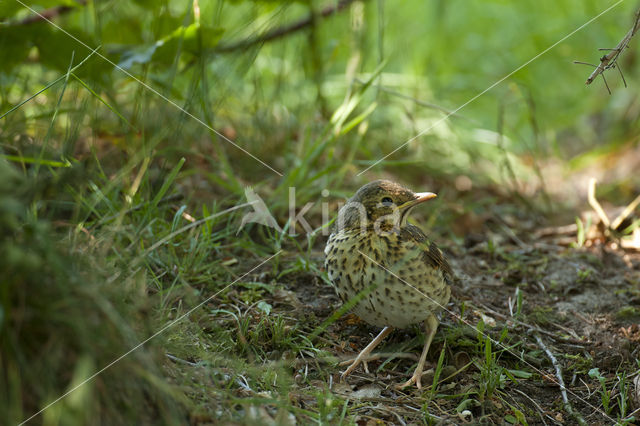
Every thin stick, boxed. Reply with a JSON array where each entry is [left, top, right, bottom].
[[472, 302, 590, 345], [587, 178, 610, 228], [601, 73, 611, 94], [617, 63, 628, 87], [573, 61, 598, 68], [611, 193, 640, 230], [215, 0, 357, 53], [337, 352, 418, 365], [11, 0, 87, 26], [535, 335, 587, 426], [584, 8, 640, 85]]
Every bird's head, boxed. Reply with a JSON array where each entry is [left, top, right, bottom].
[[337, 180, 437, 231]]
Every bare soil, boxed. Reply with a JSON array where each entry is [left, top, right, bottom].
[[279, 217, 640, 424]]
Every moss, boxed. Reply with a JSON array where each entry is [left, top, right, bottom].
[[615, 306, 640, 320]]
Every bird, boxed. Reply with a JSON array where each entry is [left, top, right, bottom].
[[324, 180, 453, 389]]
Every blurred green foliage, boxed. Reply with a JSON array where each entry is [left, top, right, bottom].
[[0, 159, 187, 424], [2, 0, 639, 188]]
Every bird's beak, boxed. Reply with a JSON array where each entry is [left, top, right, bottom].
[[398, 192, 437, 211]]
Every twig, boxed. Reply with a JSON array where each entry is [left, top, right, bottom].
[[214, 0, 358, 53], [587, 178, 640, 238], [611, 192, 640, 230], [494, 216, 527, 248], [337, 352, 418, 366], [623, 406, 640, 423], [533, 223, 579, 238], [535, 335, 587, 426], [10, 0, 87, 26], [587, 178, 610, 228], [354, 78, 471, 119], [600, 72, 612, 95], [577, 8, 640, 87], [166, 353, 198, 366], [472, 302, 590, 345]]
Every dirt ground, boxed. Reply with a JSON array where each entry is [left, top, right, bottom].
[[278, 212, 640, 425]]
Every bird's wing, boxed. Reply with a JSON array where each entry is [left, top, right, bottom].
[[401, 225, 454, 284]]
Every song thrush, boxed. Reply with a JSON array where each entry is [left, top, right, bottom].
[[324, 180, 453, 389]]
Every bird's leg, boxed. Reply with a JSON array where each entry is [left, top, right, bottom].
[[340, 326, 393, 380], [397, 314, 439, 389]]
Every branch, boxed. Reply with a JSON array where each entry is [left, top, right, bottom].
[[214, 0, 357, 53], [577, 8, 640, 86], [535, 335, 587, 426], [610, 192, 640, 230], [10, 0, 86, 26], [587, 178, 610, 228]]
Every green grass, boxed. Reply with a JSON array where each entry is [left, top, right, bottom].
[[2, 0, 640, 423]]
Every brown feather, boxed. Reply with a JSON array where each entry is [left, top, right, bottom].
[[401, 224, 454, 284]]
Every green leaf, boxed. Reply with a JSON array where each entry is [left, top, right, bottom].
[[118, 43, 158, 70], [257, 301, 272, 316], [504, 414, 517, 424], [171, 205, 187, 232], [507, 369, 533, 379], [588, 367, 606, 386], [455, 398, 479, 413], [1, 155, 71, 168], [430, 346, 447, 399], [339, 102, 377, 135], [118, 22, 223, 69], [152, 157, 185, 207]]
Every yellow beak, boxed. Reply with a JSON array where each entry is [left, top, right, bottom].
[[398, 192, 437, 211]]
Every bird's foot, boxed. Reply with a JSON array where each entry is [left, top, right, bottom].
[[395, 370, 423, 390], [397, 315, 439, 390], [339, 358, 369, 381], [339, 327, 394, 382], [395, 368, 424, 390]]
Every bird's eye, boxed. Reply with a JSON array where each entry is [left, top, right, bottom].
[[381, 197, 394, 206]]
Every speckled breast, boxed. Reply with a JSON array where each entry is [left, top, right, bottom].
[[324, 228, 451, 328]]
